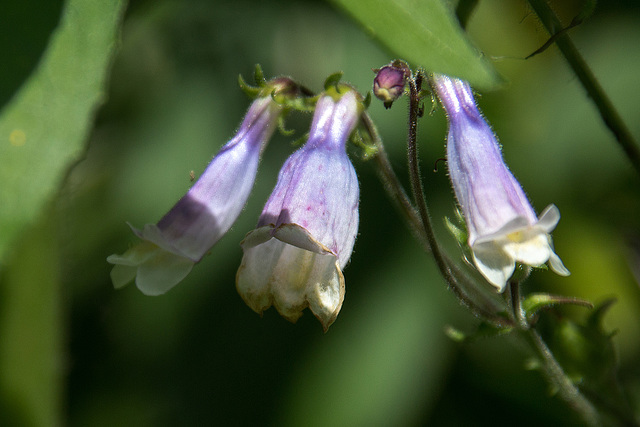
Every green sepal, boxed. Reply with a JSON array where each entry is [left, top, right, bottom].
[[290, 133, 309, 149], [253, 63, 267, 87], [238, 73, 262, 98], [277, 115, 295, 137], [239, 64, 317, 111], [586, 297, 616, 333], [272, 92, 317, 113], [324, 71, 344, 91], [444, 214, 467, 248], [453, 205, 465, 225], [349, 128, 378, 161], [522, 293, 593, 325], [417, 88, 431, 101], [532, 263, 549, 272], [426, 91, 438, 116], [362, 91, 372, 109]]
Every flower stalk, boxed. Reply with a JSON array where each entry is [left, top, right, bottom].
[[399, 68, 600, 424], [510, 281, 600, 426], [402, 71, 513, 325]]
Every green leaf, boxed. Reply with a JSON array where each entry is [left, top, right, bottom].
[[522, 293, 593, 324], [328, 0, 503, 89], [0, 0, 126, 262], [0, 214, 62, 426]]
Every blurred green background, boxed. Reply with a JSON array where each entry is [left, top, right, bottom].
[[1, 0, 639, 425]]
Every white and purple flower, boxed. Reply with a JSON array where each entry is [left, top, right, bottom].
[[236, 90, 361, 331], [431, 74, 570, 292], [107, 89, 286, 296]]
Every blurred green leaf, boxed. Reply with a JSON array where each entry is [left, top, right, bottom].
[[547, 300, 617, 386], [545, 300, 638, 423], [522, 293, 593, 324], [328, 0, 503, 89], [0, 0, 126, 262], [0, 215, 62, 426]]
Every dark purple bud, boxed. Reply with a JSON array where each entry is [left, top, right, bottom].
[[373, 60, 411, 109]]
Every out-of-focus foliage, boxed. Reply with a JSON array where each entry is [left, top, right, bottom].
[[0, 0, 639, 426], [0, 0, 126, 261], [0, 0, 125, 425], [329, 0, 503, 89]]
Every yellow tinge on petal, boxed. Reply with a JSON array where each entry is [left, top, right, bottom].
[[236, 225, 345, 331]]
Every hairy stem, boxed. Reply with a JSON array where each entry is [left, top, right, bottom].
[[362, 113, 430, 252], [404, 73, 512, 325], [365, 109, 510, 322], [509, 281, 600, 426]]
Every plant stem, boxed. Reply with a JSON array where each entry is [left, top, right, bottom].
[[398, 66, 600, 422], [365, 109, 511, 322], [527, 0, 640, 176], [509, 281, 601, 426], [361, 113, 430, 252]]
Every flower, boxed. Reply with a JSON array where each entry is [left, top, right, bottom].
[[373, 60, 411, 109], [107, 86, 288, 296], [431, 74, 569, 292], [236, 90, 361, 331]]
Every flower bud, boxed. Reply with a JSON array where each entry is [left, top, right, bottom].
[[373, 60, 410, 109]]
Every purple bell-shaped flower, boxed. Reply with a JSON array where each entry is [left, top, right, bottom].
[[431, 74, 569, 292], [108, 83, 291, 296], [236, 90, 361, 331]]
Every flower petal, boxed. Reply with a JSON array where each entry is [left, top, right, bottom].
[[237, 231, 344, 331], [536, 204, 561, 232], [549, 250, 571, 276], [110, 265, 138, 289], [474, 215, 530, 245], [272, 223, 334, 256], [135, 250, 194, 296], [472, 242, 516, 292], [503, 233, 552, 267]]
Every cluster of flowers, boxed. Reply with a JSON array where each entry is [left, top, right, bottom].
[[108, 76, 361, 330], [109, 67, 568, 330]]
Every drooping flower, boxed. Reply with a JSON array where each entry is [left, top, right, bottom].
[[236, 90, 361, 331], [107, 79, 299, 296], [431, 74, 569, 292]]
